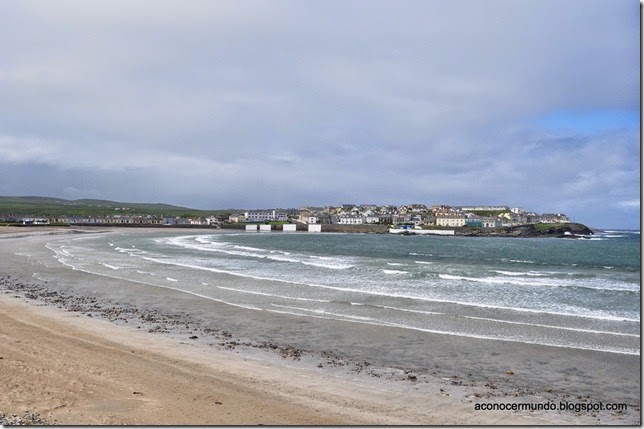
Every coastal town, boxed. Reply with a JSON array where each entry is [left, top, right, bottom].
[[4, 203, 572, 229]]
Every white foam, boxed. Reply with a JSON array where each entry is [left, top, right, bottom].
[[457, 314, 640, 338], [216, 285, 330, 303], [493, 270, 547, 277], [51, 241, 638, 325], [101, 263, 119, 270], [44, 251, 264, 312], [166, 277, 178, 282], [415, 261, 432, 265], [301, 260, 353, 270], [167, 236, 353, 270], [378, 304, 444, 316], [439, 273, 639, 292], [115, 246, 144, 254], [131, 254, 640, 323], [271, 304, 377, 321], [264, 307, 639, 355], [387, 262, 405, 266], [382, 269, 408, 275], [234, 245, 266, 252]]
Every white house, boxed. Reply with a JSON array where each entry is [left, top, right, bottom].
[[540, 213, 570, 224], [364, 215, 381, 224], [482, 217, 502, 228], [338, 216, 364, 225], [22, 218, 50, 225], [435, 214, 467, 227], [245, 210, 288, 222], [228, 213, 246, 223], [459, 206, 509, 212]]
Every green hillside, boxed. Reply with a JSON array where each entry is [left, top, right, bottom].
[[0, 196, 241, 218]]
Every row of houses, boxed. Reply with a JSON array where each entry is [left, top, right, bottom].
[[4, 203, 571, 229], [227, 204, 570, 228], [1, 214, 222, 226]]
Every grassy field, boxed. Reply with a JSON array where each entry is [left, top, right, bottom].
[[532, 222, 570, 231]]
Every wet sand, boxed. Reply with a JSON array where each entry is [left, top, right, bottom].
[[0, 227, 639, 425]]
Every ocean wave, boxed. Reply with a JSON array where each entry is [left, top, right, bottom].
[[101, 263, 119, 270], [115, 246, 145, 255], [167, 236, 353, 270], [45, 249, 264, 312], [438, 273, 639, 292], [48, 240, 638, 325], [301, 261, 353, 269], [117, 254, 640, 323], [264, 306, 639, 355], [457, 314, 640, 337], [270, 304, 377, 321], [216, 285, 331, 303], [492, 270, 548, 277], [382, 269, 408, 275], [234, 245, 267, 252], [356, 302, 638, 337]]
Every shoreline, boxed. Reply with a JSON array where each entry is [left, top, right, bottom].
[[0, 222, 600, 239], [0, 227, 639, 425]]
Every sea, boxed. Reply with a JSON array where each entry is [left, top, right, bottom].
[[45, 229, 640, 355]]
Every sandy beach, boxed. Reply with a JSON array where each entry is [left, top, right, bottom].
[[0, 227, 639, 425]]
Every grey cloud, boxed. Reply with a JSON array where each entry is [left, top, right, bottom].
[[0, 0, 639, 228]]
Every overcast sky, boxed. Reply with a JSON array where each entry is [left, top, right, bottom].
[[0, 0, 639, 228]]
